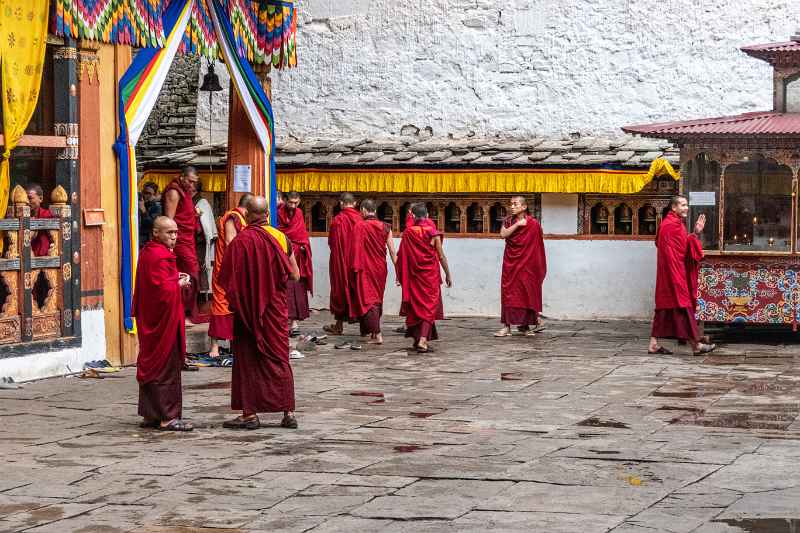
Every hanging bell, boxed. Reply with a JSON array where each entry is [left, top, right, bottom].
[[448, 206, 461, 222], [642, 206, 656, 222], [617, 205, 632, 223], [200, 62, 223, 92], [595, 206, 609, 224], [471, 206, 483, 221]]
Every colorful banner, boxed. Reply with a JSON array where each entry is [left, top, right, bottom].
[[208, 0, 277, 223], [0, 0, 50, 223], [51, 0, 297, 68], [113, 0, 193, 332]]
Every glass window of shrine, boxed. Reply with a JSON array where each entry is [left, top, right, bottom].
[[685, 153, 721, 250], [723, 156, 793, 252]]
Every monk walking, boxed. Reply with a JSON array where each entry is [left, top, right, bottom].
[[162, 166, 200, 324], [496, 196, 547, 337], [208, 194, 251, 357], [220, 196, 300, 430], [396, 204, 452, 353], [278, 191, 313, 337], [350, 199, 397, 344], [649, 195, 715, 356], [133, 217, 193, 431], [325, 192, 363, 335]]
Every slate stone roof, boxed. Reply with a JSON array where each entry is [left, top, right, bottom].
[[139, 133, 679, 170]]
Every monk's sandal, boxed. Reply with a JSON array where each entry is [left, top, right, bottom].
[[281, 414, 298, 429], [223, 415, 260, 430]]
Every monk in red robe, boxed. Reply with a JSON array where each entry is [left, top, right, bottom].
[[208, 194, 251, 357], [325, 192, 363, 335], [219, 196, 300, 430], [28, 184, 54, 257], [396, 204, 452, 353], [133, 216, 193, 431], [350, 199, 398, 344], [278, 191, 313, 336], [162, 166, 200, 324], [496, 195, 547, 337], [649, 195, 715, 356]]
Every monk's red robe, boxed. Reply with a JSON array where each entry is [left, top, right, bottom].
[[164, 179, 199, 317], [397, 223, 443, 345], [398, 216, 443, 319], [132, 240, 185, 421], [278, 204, 313, 321], [31, 207, 54, 257], [220, 223, 295, 414], [651, 211, 704, 341], [209, 208, 246, 340], [328, 207, 363, 321], [501, 215, 547, 327], [350, 216, 390, 333]]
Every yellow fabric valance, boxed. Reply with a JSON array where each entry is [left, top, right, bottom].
[[276, 158, 680, 195], [139, 170, 228, 192]]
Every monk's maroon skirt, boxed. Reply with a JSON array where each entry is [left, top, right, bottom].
[[501, 306, 539, 328], [231, 319, 295, 414], [651, 307, 699, 341], [208, 313, 234, 340], [287, 279, 310, 321], [359, 304, 382, 335], [138, 340, 183, 422]]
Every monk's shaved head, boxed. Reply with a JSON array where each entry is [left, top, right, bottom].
[[511, 195, 528, 207], [152, 216, 178, 249], [340, 192, 356, 206], [411, 203, 428, 219], [361, 199, 376, 213], [238, 193, 254, 208], [245, 195, 269, 224]]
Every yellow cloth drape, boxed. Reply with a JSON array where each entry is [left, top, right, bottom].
[[276, 158, 680, 194], [0, 0, 50, 217], [139, 170, 228, 192]]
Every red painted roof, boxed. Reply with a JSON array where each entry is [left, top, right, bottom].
[[741, 40, 800, 60], [623, 112, 800, 139]]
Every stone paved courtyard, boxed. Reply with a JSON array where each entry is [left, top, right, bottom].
[[2, 313, 800, 532]]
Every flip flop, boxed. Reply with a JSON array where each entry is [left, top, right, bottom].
[[416, 345, 435, 353], [693, 343, 717, 356], [223, 415, 260, 430], [524, 330, 537, 337], [494, 329, 512, 337], [158, 419, 194, 432], [648, 346, 673, 355]]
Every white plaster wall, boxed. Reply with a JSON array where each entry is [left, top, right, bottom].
[[0, 309, 107, 383], [541, 194, 578, 234], [260, 0, 800, 140], [309, 236, 656, 321]]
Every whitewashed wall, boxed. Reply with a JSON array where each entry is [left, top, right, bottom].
[[308, 236, 657, 321], [0, 310, 106, 383], [260, 0, 799, 140]]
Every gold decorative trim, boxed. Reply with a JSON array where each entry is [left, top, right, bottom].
[[53, 46, 78, 60]]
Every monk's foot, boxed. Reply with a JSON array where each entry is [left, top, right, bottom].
[[368, 334, 383, 345], [281, 413, 298, 429], [223, 414, 260, 430], [159, 419, 194, 432], [494, 327, 512, 337], [208, 351, 220, 359]]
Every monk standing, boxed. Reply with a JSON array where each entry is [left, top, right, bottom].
[[649, 195, 715, 356], [133, 217, 193, 431], [350, 199, 397, 344], [162, 166, 200, 323], [496, 196, 547, 337], [278, 191, 313, 337], [220, 196, 300, 430], [208, 194, 252, 357], [396, 204, 452, 353], [28, 184, 54, 257], [325, 192, 363, 335]]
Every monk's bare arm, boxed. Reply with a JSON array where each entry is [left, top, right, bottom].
[[288, 252, 301, 281], [386, 230, 398, 266], [224, 218, 238, 244], [433, 236, 452, 287], [499, 219, 523, 239], [162, 189, 179, 219]]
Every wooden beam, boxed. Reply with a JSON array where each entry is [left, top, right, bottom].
[[0, 134, 67, 149]]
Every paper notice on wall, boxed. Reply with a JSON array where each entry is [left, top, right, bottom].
[[233, 165, 252, 193], [689, 191, 715, 206]]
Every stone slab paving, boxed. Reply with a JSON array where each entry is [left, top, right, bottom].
[[2, 313, 800, 532]]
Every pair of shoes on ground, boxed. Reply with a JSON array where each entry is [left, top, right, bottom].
[[140, 419, 194, 432], [334, 341, 362, 351], [222, 414, 298, 430]]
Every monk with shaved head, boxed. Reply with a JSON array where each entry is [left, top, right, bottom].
[[325, 192, 362, 335], [220, 196, 301, 429], [133, 216, 193, 431], [208, 193, 253, 357]]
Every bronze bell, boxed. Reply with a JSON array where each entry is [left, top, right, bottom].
[[618, 205, 632, 223], [494, 206, 507, 221], [471, 206, 483, 221], [199, 62, 223, 92], [642, 206, 656, 222], [447, 206, 460, 222], [595, 206, 609, 224]]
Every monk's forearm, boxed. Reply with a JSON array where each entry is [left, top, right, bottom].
[[500, 223, 518, 239]]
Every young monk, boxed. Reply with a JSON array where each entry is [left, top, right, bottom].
[[28, 184, 54, 257], [133, 216, 193, 431], [278, 191, 313, 336], [496, 195, 547, 337], [325, 192, 363, 335], [649, 195, 716, 356], [208, 193, 252, 357], [162, 166, 200, 324], [219, 196, 301, 430], [350, 199, 398, 344], [396, 203, 452, 353]]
